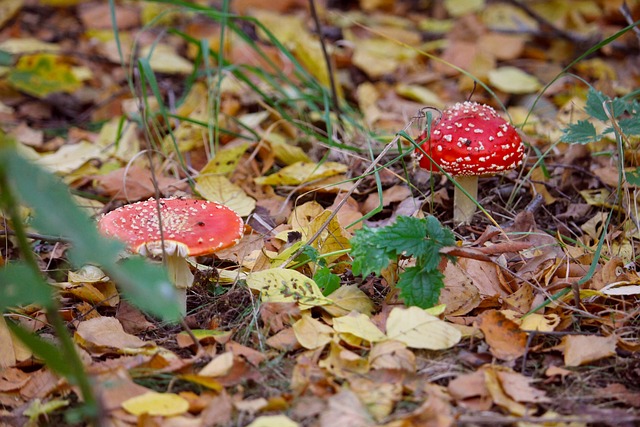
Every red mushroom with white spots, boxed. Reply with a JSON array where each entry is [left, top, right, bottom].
[[415, 101, 525, 225], [98, 198, 244, 315]]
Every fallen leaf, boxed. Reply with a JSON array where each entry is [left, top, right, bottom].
[[350, 377, 402, 422], [386, 306, 461, 350], [246, 414, 299, 427], [293, 314, 334, 350], [74, 317, 152, 355], [196, 174, 256, 216], [199, 352, 235, 377], [560, 334, 617, 367], [488, 66, 541, 94], [121, 391, 189, 416], [476, 310, 527, 361], [8, 53, 83, 98], [139, 43, 193, 74], [332, 311, 387, 343], [323, 285, 374, 317], [319, 388, 375, 427], [246, 268, 332, 309], [255, 161, 348, 186], [369, 340, 416, 372]]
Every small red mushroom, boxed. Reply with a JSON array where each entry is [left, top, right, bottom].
[[415, 101, 525, 225], [98, 198, 244, 314]]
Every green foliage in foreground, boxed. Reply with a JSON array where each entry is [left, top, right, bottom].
[[0, 134, 184, 423], [350, 215, 455, 308]]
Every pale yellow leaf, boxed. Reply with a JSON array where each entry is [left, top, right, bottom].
[[333, 311, 386, 343], [140, 44, 193, 75], [0, 0, 23, 29], [96, 118, 140, 162], [488, 66, 541, 94], [36, 142, 102, 174], [196, 174, 255, 216], [247, 415, 299, 427], [121, 392, 189, 416], [199, 352, 235, 377], [246, 268, 332, 309], [265, 133, 311, 165], [255, 161, 348, 186], [444, 0, 485, 17], [323, 285, 374, 317], [386, 306, 461, 350], [0, 37, 59, 54], [395, 84, 445, 109], [68, 265, 110, 284], [293, 314, 334, 350], [351, 37, 417, 79], [519, 313, 560, 332]]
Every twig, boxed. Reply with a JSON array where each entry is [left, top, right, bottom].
[[0, 229, 71, 244], [308, 0, 342, 115], [620, 2, 640, 44]]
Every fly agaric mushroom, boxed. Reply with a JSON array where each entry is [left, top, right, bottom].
[[98, 198, 244, 314], [415, 101, 525, 225]]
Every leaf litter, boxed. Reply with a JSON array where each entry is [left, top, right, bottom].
[[1, 0, 640, 426]]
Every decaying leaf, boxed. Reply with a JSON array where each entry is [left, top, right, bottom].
[[246, 268, 332, 309], [121, 391, 190, 416]]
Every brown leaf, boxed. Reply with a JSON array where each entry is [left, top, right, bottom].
[[94, 165, 187, 201], [74, 317, 152, 355], [200, 390, 234, 426], [559, 334, 617, 367], [116, 301, 156, 335], [497, 370, 550, 403], [594, 383, 640, 407], [476, 310, 527, 361], [260, 301, 301, 333], [226, 341, 267, 366], [319, 389, 375, 427]]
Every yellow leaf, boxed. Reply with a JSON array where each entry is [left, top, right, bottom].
[[519, 313, 560, 332], [97, 118, 140, 162], [303, 210, 351, 262], [121, 392, 189, 417], [255, 161, 348, 186], [323, 285, 374, 317], [36, 141, 102, 174], [140, 44, 193, 75], [332, 311, 386, 343], [196, 174, 255, 216], [395, 84, 445, 109], [246, 415, 299, 427], [293, 314, 334, 350], [265, 133, 311, 165], [560, 335, 617, 367], [386, 306, 461, 350], [0, 1, 23, 30], [444, 0, 485, 17], [199, 143, 250, 176], [351, 37, 418, 79], [68, 265, 109, 283], [488, 66, 541, 94], [0, 38, 59, 54], [319, 340, 369, 377], [246, 268, 332, 309], [8, 53, 82, 98]]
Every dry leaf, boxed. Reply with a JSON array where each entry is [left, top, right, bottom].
[[293, 314, 334, 350], [74, 317, 152, 355], [560, 334, 617, 367], [319, 388, 375, 427], [386, 306, 461, 350], [476, 310, 527, 361], [121, 391, 189, 416], [246, 268, 332, 309], [332, 311, 387, 343], [196, 174, 256, 216], [323, 285, 374, 317]]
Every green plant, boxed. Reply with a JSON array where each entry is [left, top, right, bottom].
[[350, 215, 455, 308], [0, 134, 182, 424]]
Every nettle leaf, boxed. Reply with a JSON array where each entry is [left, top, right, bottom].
[[585, 87, 627, 121], [377, 216, 435, 258], [617, 117, 640, 136], [627, 168, 640, 187], [560, 120, 600, 144], [397, 266, 445, 308], [313, 266, 341, 296], [350, 226, 393, 277]]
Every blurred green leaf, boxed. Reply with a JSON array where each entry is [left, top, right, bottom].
[[7, 53, 82, 98], [314, 266, 340, 296], [0, 146, 181, 322], [7, 321, 72, 378], [0, 262, 54, 310]]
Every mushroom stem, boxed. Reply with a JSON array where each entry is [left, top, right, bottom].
[[453, 175, 479, 225], [166, 254, 194, 315]]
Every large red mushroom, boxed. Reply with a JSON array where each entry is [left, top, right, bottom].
[[98, 198, 244, 314], [415, 101, 525, 225]]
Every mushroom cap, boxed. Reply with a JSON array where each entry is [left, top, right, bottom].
[[415, 101, 524, 176], [98, 198, 244, 258]]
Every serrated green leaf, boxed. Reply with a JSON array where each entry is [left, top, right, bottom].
[[585, 87, 627, 121], [0, 262, 54, 310], [396, 266, 445, 308], [560, 120, 600, 144], [313, 266, 340, 296], [350, 226, 393, 277], [616, 117, 640, 136], [377, 216, 434, 258], [627, 167, 640, 187]]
